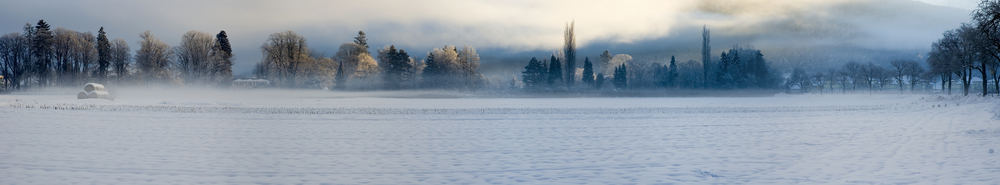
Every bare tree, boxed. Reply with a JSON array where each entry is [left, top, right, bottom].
[[973, 0, 1000, 95], [891, 60, 910, 92], [841, 62, 862, 91], [0, 33, 30, 89], [109, 38, 130, 82], [259, 31, 309, 88], [458, 46, 482, 88], [904, 61, 926, 91], [135, 31, 172, 84], [175, 30, 214, 84], [51, 28, 76, 85]]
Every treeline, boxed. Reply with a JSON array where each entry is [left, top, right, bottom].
[[783, 60, 927, 94], [7, 1, 1000, 96], [251, 31, 484, 90], [0, 20, 233, 90], [925, 0, 1000, 96], [521, 24, 779, 92], [782, 0, 1000, 96]]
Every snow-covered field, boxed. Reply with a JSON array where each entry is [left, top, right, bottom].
[[0, 88, 998, 184]]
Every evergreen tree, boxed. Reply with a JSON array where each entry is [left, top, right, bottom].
[[547, 55, 562, 87], [95, 27, 110, 81], [31, 20, 53, 86], [613, 63, 627, 89], [380, 45, 414, 89], [419, 45, 477, 89], [354, 31, 368, 52], [421, 52, 441, 88], [521, 57, 546, 90], [457, 46, 482, 89], [595, 73, 605, 89], [581, 57, 594, 87], [667, 56, 678, 88], [210, 30, 233, 84]]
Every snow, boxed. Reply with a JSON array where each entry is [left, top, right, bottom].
[[0, 88, 998, 184]]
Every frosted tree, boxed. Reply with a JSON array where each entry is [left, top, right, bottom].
[[352, 52, 379, 88], [458, 46, 481, 88], [174, 30, 213, 83], [335, 42, 379, 88], [610, 54, 632, 72], [293, 57, 337, 89], [260, 31, 309, 87], [335, 43, 361, 77], [109, 38, 130, 82], [422, 46, 462, 88], [135, 31, 172, 84]]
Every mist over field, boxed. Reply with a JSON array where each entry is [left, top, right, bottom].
[[1, 0, 1000, 184]]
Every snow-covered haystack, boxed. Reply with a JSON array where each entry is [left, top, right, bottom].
[[77, 83, 114, 100], [83, 83, 105, 92]]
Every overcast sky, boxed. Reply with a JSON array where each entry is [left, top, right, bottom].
[[0, 0, 978, 74]]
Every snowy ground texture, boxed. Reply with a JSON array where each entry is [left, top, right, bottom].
[[1, 88, 999, 184]]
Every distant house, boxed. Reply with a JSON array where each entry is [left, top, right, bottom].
[[232, 78, 270, 88]]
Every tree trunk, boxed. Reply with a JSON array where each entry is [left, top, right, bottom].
[[947, 75, 953, 95], [981, 62, 988, 97], [941, 74, 946, 94], [910, 75, 917, 92], [994, 68, 999, 96], [961, 68, 970, 96], [898, 78, 904, 93]]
